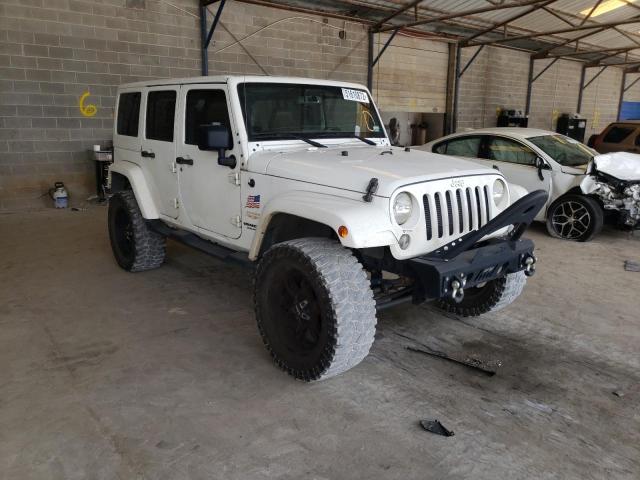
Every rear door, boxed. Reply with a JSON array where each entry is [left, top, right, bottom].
[[176, 84, 242, 239], [141, 87, 180, 219]]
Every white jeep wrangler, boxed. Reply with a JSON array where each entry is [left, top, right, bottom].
[[108, 76, 546, 381]]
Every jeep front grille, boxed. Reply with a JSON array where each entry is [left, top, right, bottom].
[[423, 186, 491, 240]]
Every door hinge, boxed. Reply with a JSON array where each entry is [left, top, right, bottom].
[[171, 162, 177, 173], [231, 215, 241, 228], [228, 172, 240, 186], [173, 198, 179, 209]]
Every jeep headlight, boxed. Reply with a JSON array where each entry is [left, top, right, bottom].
[[493, 179, 507, 208], [393, 192, 412, 225]]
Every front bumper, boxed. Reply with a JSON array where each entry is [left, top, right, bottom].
[[407, 238, 536, 301], [367, 190, 547, 304]]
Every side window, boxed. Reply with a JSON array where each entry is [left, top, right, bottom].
[[485, 137, 537, 165], [635, 133, 640, 147], [185, 89, 231, 145], [433, 142, 447, 154], [442, 136, 481, 158], [603, 126, 634, 144], [116, 92, 141, 137], [146, 90, 176, 142]]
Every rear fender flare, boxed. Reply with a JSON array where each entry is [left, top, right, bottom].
[[109, 162, 159, 219]]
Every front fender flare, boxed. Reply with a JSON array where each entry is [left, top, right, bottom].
[[248, 191, 397, 260], [109, 161, 159, 219]]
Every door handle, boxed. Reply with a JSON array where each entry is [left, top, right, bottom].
[[141, 150, 155, 158], [176, 156, 193, 165]]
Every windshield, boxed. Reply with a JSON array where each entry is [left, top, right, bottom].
[[238, 83, 386, 142], [528, 135, 594, 167]]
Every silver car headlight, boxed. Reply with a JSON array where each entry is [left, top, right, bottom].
[[493, 179, 508, 208], [393, 192, 413, 225]]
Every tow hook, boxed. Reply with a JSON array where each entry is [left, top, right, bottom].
[[450, 276, 466, 303], [523, 254, 536, 277]]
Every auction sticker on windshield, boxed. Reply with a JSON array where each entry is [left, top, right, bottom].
[[342, 88, 369, 103]]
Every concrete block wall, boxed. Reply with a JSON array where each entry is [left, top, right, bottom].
[[457, 46, 529, 130], [0, 0, 203, 210], [457, 45, 628, 139], [371, 32, 448, 113], [580, 66, 623, 138], [0, 0, 371, 210]]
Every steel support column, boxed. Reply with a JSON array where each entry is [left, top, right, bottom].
[[367, 28, 374, 92], [577, 65, 586, 113], [445, 43, 458, 135], [200, 4, 208, 75], [453, 43, 461, 133], [200, 0, 227, 76], [525, 57, 535, 116], [617, 70, 627, 121]]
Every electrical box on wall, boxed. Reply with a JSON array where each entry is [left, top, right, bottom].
[[556, 113, 586, 143], [497, 109, 528, 128]]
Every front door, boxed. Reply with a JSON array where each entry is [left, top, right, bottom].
[[477, 135, 552, 208], [176, 85, 242, 239], [141, 87, 179, 219]]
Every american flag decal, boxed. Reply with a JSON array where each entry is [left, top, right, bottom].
[[246, 194, 261, 208]]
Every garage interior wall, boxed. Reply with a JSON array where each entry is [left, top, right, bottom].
[[3, 0, 640, 211], [0, 0, 373, 211], [456, 45, 640, 139]]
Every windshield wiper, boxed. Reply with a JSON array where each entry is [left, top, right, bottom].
[[350, 135, 376, 145], [252, 132, 326, 148]]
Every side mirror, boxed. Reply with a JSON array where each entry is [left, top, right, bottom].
[[198, 124, 236, 168], [534, 157, 548, 181]]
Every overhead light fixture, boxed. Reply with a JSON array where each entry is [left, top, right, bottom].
[[580, 0, 637, 18]]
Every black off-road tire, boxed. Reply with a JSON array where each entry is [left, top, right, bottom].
[[108, 190, 166, 272], [435, 271, 527, 317], [545, 194, 603, 242], [254, 238, 377, 381]]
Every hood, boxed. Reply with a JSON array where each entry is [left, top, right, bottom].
[[589, 152, 640, 181], [247, 145, 497, 197]]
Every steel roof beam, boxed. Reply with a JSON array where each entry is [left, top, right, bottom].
[[579, 0, 604, 27], [371, 0, 423, 30], [546, 46, 639, 58], [469, 15, 640, 47], [376, 0, 549, 33], [460, 0, 557, 46]]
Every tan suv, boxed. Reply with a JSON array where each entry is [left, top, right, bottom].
[[589, 121, 640, 153]]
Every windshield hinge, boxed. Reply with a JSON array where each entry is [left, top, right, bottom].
[[228, 172, 240, 186], [231, 215, 241, 228]]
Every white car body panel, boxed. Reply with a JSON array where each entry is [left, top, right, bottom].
[[112, 77, 519, 260]]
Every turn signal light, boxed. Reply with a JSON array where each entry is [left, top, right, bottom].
[[338, 225, 349, 238]]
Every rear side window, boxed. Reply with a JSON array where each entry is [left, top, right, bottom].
[[437, 136, 481, 158], [146, 90, 176, 142], [603, 126, 634, 144], [185, 89, 231, 145], [117, 92, 141, 137]]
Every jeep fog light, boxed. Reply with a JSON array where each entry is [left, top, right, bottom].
[[393, 192, 413, 225], [493, 179, 507, 207], [398, 234, 411, 250]]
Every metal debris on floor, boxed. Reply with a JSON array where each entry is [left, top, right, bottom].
[[406, 345, 502, 376], [624, 260, 640, 272], [420, 419, 455, 437]]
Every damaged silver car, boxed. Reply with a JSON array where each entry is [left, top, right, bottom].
[[421, 128, 640, 241]]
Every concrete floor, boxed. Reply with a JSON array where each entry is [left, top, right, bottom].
[[1, 206, 639, 480]]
